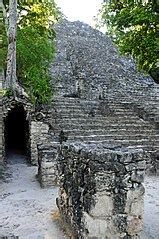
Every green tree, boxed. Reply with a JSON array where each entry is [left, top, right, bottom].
[[16, 1, 61, 104], [100, 0, 159, 82], [1, 0, 61, 103]]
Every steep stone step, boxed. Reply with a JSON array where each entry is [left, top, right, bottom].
[[63, 129, 153, 135], [68, 134, 153, 141], [52, 104, 82, 109], [68, 138, 150, 145], [53, 100, 99, 106], [112, 110, 136, 114], [57, 114, 147, 121], [53, 104, 100, 112], [67, 139, 152, 148], [56, 118, 152, 125], [53, 97, 99, 102], [55, 110, 137, 117], [55, 123, 153, 130], [55, 113, 103, 118], [57, 130, 156, 141], [53, 101, 136, 112], [65, 132, 156, 140]]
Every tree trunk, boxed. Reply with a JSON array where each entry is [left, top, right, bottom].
[[5, 0, 17, 90]]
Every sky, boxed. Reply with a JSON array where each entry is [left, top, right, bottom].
[[55, 0, 103, 27]]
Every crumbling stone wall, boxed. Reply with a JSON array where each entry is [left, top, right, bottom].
[[1, 96, 51, 165], [57, 142, 145, 238], [37, 142, 60, 187], [30, 121, 50, 165], [1, 98, 32, 163]]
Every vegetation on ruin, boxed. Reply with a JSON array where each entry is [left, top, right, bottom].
[[100, 0, 159, 82], [1, 0, 61, 104]]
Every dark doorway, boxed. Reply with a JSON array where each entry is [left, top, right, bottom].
[[4, 105, 29, 156]]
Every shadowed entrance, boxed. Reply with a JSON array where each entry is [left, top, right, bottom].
[[4, 105, 29, 156]]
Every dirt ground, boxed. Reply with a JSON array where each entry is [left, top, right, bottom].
[[0, 153, 66, 238], [0, 153, 159, 238], [143, 175, 159, 239]]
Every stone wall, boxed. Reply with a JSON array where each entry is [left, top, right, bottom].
[[1, 98, 33, 162], [1, 96, 51, 166], [57, 142, 145, 238], [37, 142, 60, 187], [30, 121, 50, 165]]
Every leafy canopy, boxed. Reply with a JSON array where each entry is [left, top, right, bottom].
[[2, 0, 61, 104], [100, 0, 159, 82], [17, 0, 61, 104]]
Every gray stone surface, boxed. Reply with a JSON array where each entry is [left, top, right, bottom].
[[57, 142, 145, 238], [37, 142, 60, 187], [50, 20, 159, 114], [36, 19, 159, 187], [30, 121, 50, 165]]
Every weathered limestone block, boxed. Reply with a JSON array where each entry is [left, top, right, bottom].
[[30, 121, 49, 165], [57, 142, 145, 239], [37, 142, 60, 187]]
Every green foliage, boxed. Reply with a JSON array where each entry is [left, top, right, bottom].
[[16, 26, 54, 104], [16, 0, 61, 104], [18, 0, 60, 37], [2, 0, 61, 103], [100, 0, 159, 82]]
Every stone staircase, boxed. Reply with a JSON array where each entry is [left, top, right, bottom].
[[37, 96, 157, 187], [53, 97, 155, 135], [110, 85, 159, 126], [50, 19, 159, 141], [50, 97, 158, 161]]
